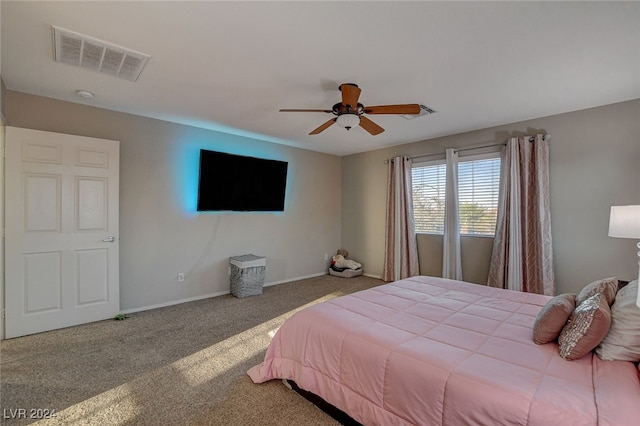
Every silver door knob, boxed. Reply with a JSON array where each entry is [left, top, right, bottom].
[[102, 236, 116, 242]]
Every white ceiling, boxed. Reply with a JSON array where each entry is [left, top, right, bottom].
[[2, 1, 639, 156]]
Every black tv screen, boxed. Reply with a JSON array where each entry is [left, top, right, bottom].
[[197, 150, 288, 212]]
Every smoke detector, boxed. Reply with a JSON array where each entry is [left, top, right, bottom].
[[75, 89, 94, 99], [53, 26, 150, 82]]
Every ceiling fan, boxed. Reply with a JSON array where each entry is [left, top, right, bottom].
[[279, 83, 421, 135]]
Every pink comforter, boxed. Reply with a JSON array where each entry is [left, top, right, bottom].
[[248, 276, 640, 425]]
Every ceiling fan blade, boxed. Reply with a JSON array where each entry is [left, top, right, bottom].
[[359, 116, 385, 135], [364, 104, 421, 115], [280, 108, 333, 113], [340, 84, 361, 107], [309, 118, 337, 135]]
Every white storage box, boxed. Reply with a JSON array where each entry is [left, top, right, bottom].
[[230, 254, 266, 298]]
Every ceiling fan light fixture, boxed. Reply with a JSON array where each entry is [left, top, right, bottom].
[[280, 83, 418, 135], [336, 113, 360, 130]]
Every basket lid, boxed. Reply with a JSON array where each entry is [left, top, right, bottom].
[[230, 254, 266, 268]]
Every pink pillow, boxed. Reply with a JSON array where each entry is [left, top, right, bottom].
[[558, 292, 612, 360], [532, 293, 577, 344], [575, 277, 618, 306]]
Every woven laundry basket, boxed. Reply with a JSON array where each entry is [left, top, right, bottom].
[[230, 254, 266, 298]]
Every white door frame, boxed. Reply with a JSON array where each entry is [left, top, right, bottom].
[[1, 116, 5, 340]]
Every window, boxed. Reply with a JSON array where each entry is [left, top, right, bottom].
[[412, 161, 446, 234], [412, 154, 501, 236]]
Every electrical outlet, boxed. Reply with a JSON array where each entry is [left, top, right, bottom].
[[178, 273, 185, 282], [324, 253, 329, 261]]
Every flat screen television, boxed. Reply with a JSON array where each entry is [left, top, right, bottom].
[[197, 150, 288, 212]]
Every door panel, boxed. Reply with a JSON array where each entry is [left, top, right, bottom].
[[76, 248, 109, 305], [24, 252, 62, 313], [25, 173, 61, 231], [5, 127, 119, 338], [76, 177, 107, 231]]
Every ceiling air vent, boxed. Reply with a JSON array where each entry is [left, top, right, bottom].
[[53, 26, 150, 82], [401, 104, 437, 120]]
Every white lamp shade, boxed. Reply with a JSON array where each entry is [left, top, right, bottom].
[[608, 205, 640, 238], [608, 205, 640, 308], [336, 114, 360, 129]]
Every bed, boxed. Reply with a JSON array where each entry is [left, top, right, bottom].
[[248, 276, 640, 425]]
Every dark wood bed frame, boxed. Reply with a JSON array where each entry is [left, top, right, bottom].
[[285, 379, 362, 426]]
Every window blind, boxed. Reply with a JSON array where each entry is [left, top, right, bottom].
[[457, 157, 501, 235], [412, 155, 501, 235], [412, 163, 446, 234]]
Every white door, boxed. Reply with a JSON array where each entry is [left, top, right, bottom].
[[4, 127, 119, 338]]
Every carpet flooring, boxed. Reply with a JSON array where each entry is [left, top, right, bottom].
[[0, 275, 384, 425]]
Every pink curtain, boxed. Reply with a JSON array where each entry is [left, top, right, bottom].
[[382, 156, 420, 282], [488, 134, 555, 296]]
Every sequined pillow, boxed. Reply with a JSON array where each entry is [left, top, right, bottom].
[[558, 292, 612, 361], [532, 293, 577, 344], [575, 277, 618, 306]]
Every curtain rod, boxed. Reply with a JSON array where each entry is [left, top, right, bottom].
[[384, 135, 550, 164]]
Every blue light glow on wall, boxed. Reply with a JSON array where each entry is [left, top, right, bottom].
[[171, 129, 292, 216]]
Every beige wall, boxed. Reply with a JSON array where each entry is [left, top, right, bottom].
[[6, 91, 342, 311], [343, 99, 640, 294], [415, 235, 492, 285], [4, 89, 639, 314]]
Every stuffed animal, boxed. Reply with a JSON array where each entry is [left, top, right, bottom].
[[336, 249, 349, 258], [332, 254, 361, 270]]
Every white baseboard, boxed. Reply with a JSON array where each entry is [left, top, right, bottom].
[[363, 272, 383, 280], [119, 271, 329, 315], [119, 291, 230, 315], [264, 271, 327, 287]]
